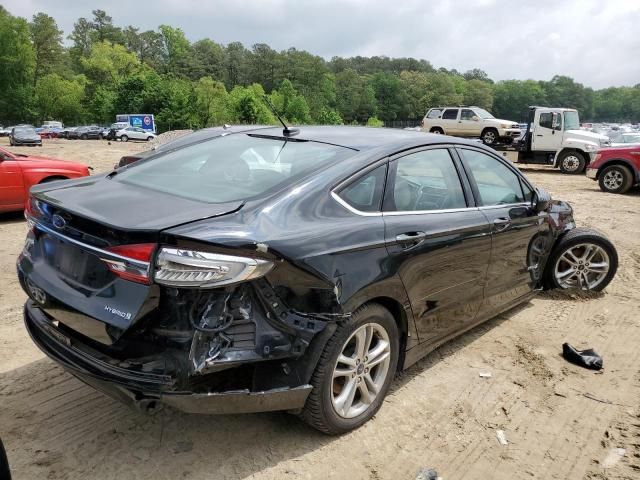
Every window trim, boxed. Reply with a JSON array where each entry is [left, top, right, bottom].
[[455, 146, 536, 208], [441, 108, 460, 121], [333, 162, 388, 216]]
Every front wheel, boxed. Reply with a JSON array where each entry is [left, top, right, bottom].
[[481, 128, 498, 145], [147, 136, 153, 141], [558, 151, 586, 174], [545, 228, 618, 291], [300, 303, 399, 435], [121, 135, 128, 142], [598, 165, 633, 194], [430, 127, 444, 135]]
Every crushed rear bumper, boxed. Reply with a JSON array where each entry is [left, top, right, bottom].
[[24, 300, 312, 414]]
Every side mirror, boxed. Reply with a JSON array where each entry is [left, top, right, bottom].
[[472, 116, 479, 121], [534, 187, 552, 212]]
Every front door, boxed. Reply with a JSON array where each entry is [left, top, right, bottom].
[[459, 108, 480, 137], [457, 147, 546, 318], [532, 110, 563, 152], [0, 153, 24, 211], [382, 147, 492, 345]]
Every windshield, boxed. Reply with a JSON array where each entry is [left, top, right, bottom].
[[15, 127, 36, 135], [563, 111, 580, 130], [116, 134, 355, 203], [473, 108, 495, 119]]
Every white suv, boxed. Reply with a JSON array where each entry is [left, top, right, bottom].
[[421, 106, 521, 145]]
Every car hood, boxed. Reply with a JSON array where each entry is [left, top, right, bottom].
[[565, 129, 609, 145], [30, 174, 244, 232], [17, 155, 85, 169]]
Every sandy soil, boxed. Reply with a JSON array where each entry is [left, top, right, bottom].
[[0, 137, 639, 480]]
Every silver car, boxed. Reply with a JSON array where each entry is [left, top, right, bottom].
[[116, 127, 157, 142]]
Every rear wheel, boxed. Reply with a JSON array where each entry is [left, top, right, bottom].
[[121, 135, 128, 142], [481, 128, 499, 145], [558, 151, 586, 174], [300, 303, 399, 435], [545, 228, 617, 291], [430, 127, 444, 135], [598, 164, 634, 194], [81, 134, 88, 140]]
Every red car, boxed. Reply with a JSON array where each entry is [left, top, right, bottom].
[[0, 147, 90, 213], [586, 145, 640, 194]]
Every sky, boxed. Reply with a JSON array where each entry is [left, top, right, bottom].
[[4, 0, 639, 89]]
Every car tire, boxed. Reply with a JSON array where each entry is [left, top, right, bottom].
[[558, 150, 586, 174], [300, 303, 399, 435], [430, 127, 444, 135], [99, 134, 104, 140], [121, 135, 128, 142], [81, 134, 88, 140], [147, 136, 153, 141], [544, 228, 618, 292], [481, 128, 499, 145], [598, 164, 634, 194]]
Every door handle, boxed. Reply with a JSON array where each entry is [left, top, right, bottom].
[[396, 231, 427, 246], [536, 134, 543, 137], [493, 218, 511, 232]]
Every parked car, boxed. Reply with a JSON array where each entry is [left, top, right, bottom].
[[69, 126, 102, 140], [116, 126, 157, 142], [0, 126, 11, 137], [38, 128, 60, 139], [18, 126, 617, 434], [0, 146, 90, 212], [9, 126, 42, 147], [586, 145, 640, 194], [58, 127, 77, 139], [421, 106, 521, 145], [610, 132, 640, 147]]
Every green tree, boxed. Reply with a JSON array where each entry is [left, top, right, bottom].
[[371, 72, 403, 122], [35, 73, 85, 123], [0, 7, 35, 122], [463, 79, 494, 110], [317, 108, 343, 125], [90, 10, 124, 44], [159, 24, 191, 75], [492, 79, 547, 121], [194, 77, 228, 127], [29, 13, 64, 85]]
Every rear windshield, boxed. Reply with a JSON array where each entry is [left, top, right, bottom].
[[116, 134, 354, 203]]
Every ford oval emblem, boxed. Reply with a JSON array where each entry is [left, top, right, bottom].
[[52, 214, 66, 229]]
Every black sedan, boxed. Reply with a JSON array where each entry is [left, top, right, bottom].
[[68, 125, 102, 140], [9, 126, 42, 146], [17, 126, 617, 434]]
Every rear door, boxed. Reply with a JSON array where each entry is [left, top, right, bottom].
[[0, 153, 25, 210], [440, 108, 460, 135], [382, 146, 492, 345], [457, 147, 546, 318]]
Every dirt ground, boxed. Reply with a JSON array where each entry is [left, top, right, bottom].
[[0, 137, 639, 480]]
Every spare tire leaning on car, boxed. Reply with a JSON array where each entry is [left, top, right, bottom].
[[544, 228, 618, 291]]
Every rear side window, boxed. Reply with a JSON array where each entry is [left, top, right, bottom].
[[459, 149, 525, 205], [386, 149, 467, 212], [426, 109, 442, 119], [442, 109, 459, 120], [337, 164, 386, 213], [117, 134, 354, 203]]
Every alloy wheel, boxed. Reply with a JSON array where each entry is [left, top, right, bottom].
[[483, 131, 496, 144], [331, 323, 391, 419], [554, 242, 610, 290], [602, 170, 624, 191]]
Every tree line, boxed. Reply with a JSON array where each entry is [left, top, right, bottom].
[[1, 7, 638, 131]]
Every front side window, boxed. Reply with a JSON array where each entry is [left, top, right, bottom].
[[386, 149, 467, 212], [461, 109, 475, 120], [337, 164, 386, 213], [442, 109, 459, 120], [117, 134, 354, 203], [539, 112, 553, 129], [460, 149, 525, 206]]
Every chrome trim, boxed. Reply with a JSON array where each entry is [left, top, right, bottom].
[[330, 192, 383, 217], [477, 202, 532, 211], [30, 217, 149, 268], [383, 206, 479, 216]]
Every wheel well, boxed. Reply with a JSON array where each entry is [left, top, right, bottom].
[[481, 127, 498, 135], [595, 160, 634, 179], [430, 126, 444, 133], [367, 296, 409, 371], [39, 175, 68, 184]]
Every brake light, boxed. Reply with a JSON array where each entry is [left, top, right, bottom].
[[102, 243, 156, 284]]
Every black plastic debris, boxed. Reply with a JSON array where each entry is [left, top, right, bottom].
[[562, 343, 603, 370]]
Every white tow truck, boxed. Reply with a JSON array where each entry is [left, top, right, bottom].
[[495, 106, 610, 174]]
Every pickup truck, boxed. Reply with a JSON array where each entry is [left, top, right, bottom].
[[496, 107, 610, 174]]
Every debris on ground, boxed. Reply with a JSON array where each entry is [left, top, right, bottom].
[[601, 447, 625, 469], [415, 468, 440, 480], [496, 430, 508, 446], [562, 343, 603, 370], [479, 372, 492, 378]]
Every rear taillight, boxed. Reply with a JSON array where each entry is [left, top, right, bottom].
[[101, 243, 156, 284], [154, 248, 273, 288]]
